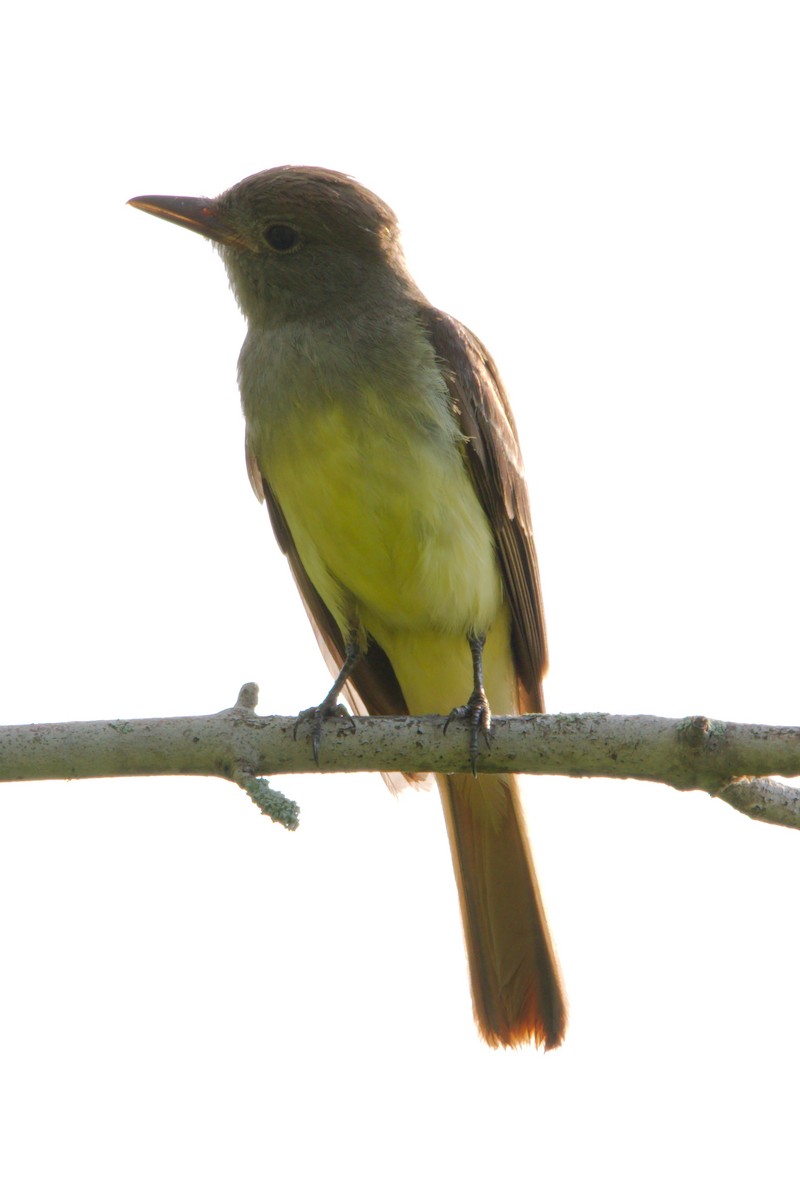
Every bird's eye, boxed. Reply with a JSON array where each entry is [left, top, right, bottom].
[[263, 224, 299, 252]]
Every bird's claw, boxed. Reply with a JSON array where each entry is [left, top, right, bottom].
[[444, 687, 492, 776], [294, 702, 356, 762]]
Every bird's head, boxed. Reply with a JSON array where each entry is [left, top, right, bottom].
[[129, 165, 410, 323]]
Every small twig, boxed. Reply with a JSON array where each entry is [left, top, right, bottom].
[[224, 684, 300, 829], [232, 768, 300, 831], [715, 777, 800, 830]]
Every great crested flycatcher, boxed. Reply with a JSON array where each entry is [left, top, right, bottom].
[[129, 167, 567, 1049]]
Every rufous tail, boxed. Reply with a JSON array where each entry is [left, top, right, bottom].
[[439, 772, 567, 1049]]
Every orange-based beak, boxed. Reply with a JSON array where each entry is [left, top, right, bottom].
[[128, 194, 253, 250]]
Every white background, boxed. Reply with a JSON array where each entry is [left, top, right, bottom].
[[1, 2, 798, 1196]]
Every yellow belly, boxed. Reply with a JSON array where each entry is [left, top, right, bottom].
[[263, 394, 503, 642]]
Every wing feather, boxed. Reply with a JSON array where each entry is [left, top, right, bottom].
[[419, 307, 547, 714]]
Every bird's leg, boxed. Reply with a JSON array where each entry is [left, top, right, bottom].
[[444, 631, 492, 775], [295, 632, 361, 761]]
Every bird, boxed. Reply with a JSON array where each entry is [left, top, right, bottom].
[[129, 166, 567, 1049]]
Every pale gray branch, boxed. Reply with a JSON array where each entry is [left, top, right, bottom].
[[1, 684, 798, 832]]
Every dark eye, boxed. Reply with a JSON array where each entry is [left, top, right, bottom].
[[264, 223, 299, 252]]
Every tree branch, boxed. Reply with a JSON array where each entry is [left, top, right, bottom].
[[1, 684, 798, 832]]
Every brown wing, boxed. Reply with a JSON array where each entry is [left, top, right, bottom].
[[246, 440, 409, 721], [419, 307, 548, 714]]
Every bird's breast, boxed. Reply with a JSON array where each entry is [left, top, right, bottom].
[[245, 365, 502, 639]]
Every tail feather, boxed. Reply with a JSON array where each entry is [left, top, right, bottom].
[[439, 772, 567, 1049]]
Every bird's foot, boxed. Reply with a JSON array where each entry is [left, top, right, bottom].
[[294, 701, 356, 763], [444, 687, 492, 776]]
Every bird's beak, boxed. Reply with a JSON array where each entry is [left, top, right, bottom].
[[128, 194, 255, 251]]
